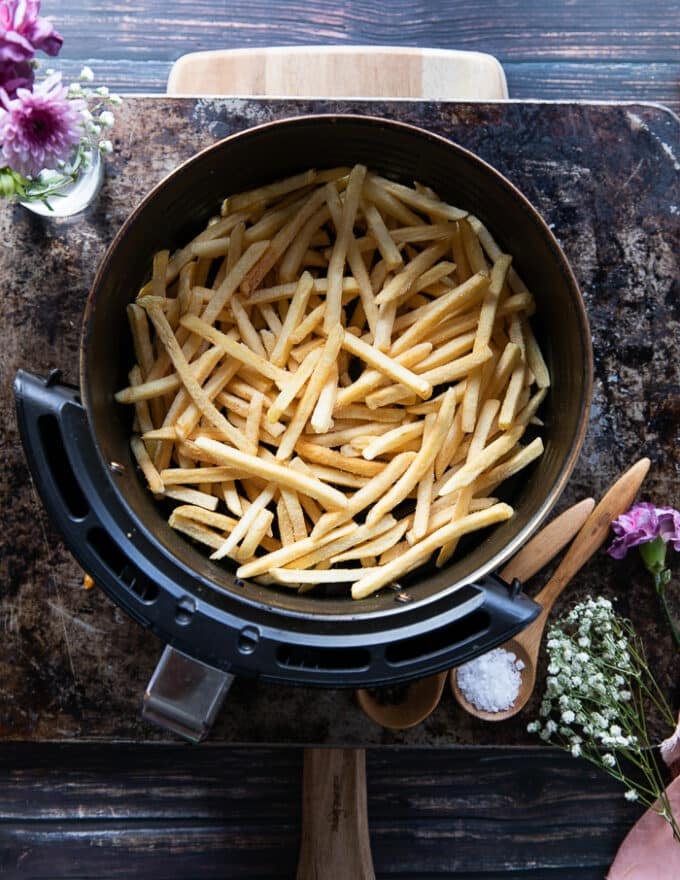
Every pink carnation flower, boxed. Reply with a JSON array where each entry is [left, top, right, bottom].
[[0, 0, 63, 96], [0, 73, 84, 177], [608, 502, 680, 560]]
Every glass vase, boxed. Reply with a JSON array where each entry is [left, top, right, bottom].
[[19, 147, 103, 217]]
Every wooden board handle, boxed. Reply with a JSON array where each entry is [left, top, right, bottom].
[[296, 748, 376, 880]]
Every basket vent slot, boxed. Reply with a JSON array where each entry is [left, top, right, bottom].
[[385, 610, 490, 665], [87, 527, 159, 604], [38, 414, 89, 519], [276, 643, 370, 672]]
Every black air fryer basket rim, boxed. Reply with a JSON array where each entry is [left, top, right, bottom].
[[78, 113, 592, 624]]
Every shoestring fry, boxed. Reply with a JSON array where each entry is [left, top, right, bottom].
[[116, 166, 549, 600]]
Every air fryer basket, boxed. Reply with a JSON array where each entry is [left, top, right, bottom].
[[15, 115, 592, 689]]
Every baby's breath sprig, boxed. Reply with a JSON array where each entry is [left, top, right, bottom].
[[528, 596, 679, 840]]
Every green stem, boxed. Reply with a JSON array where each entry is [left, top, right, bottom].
[[654, 570, 680, 651]]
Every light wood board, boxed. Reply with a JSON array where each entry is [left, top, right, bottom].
[[167, 46, 508, 99]]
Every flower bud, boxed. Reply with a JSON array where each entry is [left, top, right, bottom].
[[639, 535, 667, 575]]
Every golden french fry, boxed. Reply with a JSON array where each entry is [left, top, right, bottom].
[[439, 425, 525, 496], [362, 199, 403, 270], [211, 484, 276, 561], [324, 165, 367, 332], [194, 436, 348, 511], [131, 435, 164, 493], [341, 331, 432, 400], [270, 271, 314, 367], [277, 326, 345, 460], [352, 503, 513, 599], [164, 486, 219, 511]]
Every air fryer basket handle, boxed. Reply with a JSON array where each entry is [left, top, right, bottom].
[[13, 368, 156, 628]]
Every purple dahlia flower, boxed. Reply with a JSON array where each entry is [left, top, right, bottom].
[[0, 72, 83, 177]]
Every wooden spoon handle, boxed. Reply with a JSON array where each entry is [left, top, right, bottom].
[[499, 497, 595, 584], [296, 748, 376, 880], [535, 457, 650, 612]]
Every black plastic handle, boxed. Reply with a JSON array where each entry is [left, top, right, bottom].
[[13, 369, 157, 628], [13, 369, 540, 687]]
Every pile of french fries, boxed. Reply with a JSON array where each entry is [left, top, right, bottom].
[[115, 165, 549, 600]]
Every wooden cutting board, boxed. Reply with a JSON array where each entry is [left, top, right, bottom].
[[166, 46, 508, 100]]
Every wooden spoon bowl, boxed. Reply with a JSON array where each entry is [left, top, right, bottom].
[[356, 672, 447, 730]]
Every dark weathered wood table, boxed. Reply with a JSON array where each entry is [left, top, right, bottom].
[[1, 95, 678, 876]]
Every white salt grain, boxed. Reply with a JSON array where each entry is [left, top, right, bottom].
[[457, 647, 525, 713]]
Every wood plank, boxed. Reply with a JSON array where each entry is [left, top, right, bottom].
[[53, 0, 679, 62], [0, 745, 641, 878], [505, 60, 680, 108]]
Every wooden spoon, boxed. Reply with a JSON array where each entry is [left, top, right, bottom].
[[356, 496, 596, 729], [450, 457, 651, 721]]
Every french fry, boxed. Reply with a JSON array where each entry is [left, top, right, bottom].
[[341, 331, 432, 400], [352, 503, 513, 599], [367, 388, 457, 525], [438, 425, 525, 496], [267, 347, 322, 424], [361, 421, 424, 461], [270, 271, 314, 366], [374, 241, 449, 306], [362, 199, 403, 271], [130, 435, 164, 493], [225, 169, 317, 213], [324, 165, 367, 333], [498, 364, 527, 429], [195, 436, 348, 511], [390, 272, 489, 356], [331, 519, 409, 564], [412, 462, 434, 541], [180, 313, 287, 385], [160, 467, 240, 484], [326, 185, 379, 337], [283, 515, 396, 571], [164, 486, 219, 511], [211, 484, 276, 560], [368, 175, 468, 222], [142, 303, 255, 455], [239, 508, 276, 559], [277, 326, 345, 459]]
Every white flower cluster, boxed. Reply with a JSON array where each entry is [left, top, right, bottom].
[[528, 597, 639, 752], [528, 595, 678, 829], [67, 67, 122, 156]]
